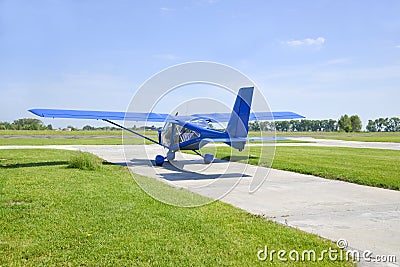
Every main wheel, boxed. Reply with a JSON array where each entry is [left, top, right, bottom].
[[155, 155, 165, 166], [203, 154, 214, 164]]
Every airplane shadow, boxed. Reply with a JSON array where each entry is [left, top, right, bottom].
[[122, 158, 250, 181], [0, 161, 68, 169]]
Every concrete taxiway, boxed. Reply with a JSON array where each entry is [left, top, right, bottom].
[[1, 143, 399, 266], [286, 137, 400, 150]]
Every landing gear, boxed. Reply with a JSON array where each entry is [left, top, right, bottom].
[[166, 151, 175, 161], [155, 155, 165, 166], [203, 153, 214, 164], [192, 150, 215, 164], [155, 151, 175, 166], [156, 151, 213, 166]]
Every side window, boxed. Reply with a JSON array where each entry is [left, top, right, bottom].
[[179, 127, 199, 142]]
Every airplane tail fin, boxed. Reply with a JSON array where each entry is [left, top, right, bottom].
[[226, 87, 254, 138]]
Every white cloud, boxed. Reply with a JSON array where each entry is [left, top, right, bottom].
[[395, 45, 400, 48], [160, 7, 175, 12], [285, 37, 326, 47]]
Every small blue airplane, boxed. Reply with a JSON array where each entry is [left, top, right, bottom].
[[29, 87, 304, 166]]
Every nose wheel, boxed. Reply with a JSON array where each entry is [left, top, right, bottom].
[[155, 151, 176, 166], [155, 155, 165, 166]]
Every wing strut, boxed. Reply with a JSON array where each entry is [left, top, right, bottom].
[[102, 119, 169, 149], [192, 150, 202, 157]]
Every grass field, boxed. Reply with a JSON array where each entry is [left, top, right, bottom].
[[0, 130, 158, 136], [0, 130, 157, 145], [0, 137, 153, 146], [273, 131, 400, 142], [215, 146, 400, 190], [0, 149, 351, 266]]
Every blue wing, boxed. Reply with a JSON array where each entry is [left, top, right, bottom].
[[29, 109, 304, 122], [29, 109, 169, 122]]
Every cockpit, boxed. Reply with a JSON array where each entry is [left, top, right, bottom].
[[160, 121, 201, 148]]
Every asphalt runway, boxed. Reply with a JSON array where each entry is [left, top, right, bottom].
[[1, 143, 399, 266]]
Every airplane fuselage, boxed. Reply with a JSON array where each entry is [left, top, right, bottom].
[[159, 119, 246, 152]]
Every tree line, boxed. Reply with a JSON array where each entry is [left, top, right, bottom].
[[0, 118, 52, 130], [366, 117, 400, 132], [249, 115, 400, 132]]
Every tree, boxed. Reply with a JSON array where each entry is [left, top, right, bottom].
[[386, 117, 400, 132], [13, 118, 46, 130], [326, 119, 337, 132], [366, 120, 377, 132], [350, 115, 362, 132], [289, 120, 299, 131], [375, 118, 387, 132], [83, 125, 95, 131], [47, 124, 53, 130], [281, 121, 290, 131], [299, 120, 310, 131], [260, 121, 274, 131], [391, 117, 400, 132], [338, 114, 352, 132], [249, 121, 260, 131], [0, 122, 13, 130]]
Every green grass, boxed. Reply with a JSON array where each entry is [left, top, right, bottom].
[[311, 133, 400, 142], [248, 139, 313, 144], [215, 146, 400, 190], [0, 137, 158, 146], [0, 138, 122, 146], [0, 129, 157, 146], [0, 138, 309, 146], [0, 149, 351, 266], [271, 131, 400, 142], [68, 151, 103, 170], [0, 137, 151, 146], [0, 130, 158, 136]]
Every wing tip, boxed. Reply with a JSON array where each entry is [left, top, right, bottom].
[[28, 109, 43, 117]]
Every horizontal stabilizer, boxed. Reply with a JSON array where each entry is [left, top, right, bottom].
[[203, 137, 288, 143], [189, 111, 304, 122]]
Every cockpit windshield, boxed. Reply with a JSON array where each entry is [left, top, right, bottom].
[[189, 118, 210, 129], [161, 122, 200, 147]]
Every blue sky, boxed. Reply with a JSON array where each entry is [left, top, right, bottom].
[[1, 0, 399, 128]]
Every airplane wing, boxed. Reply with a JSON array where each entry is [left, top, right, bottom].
[[29, 109, 170, 122], [29, 109, 304, 122]]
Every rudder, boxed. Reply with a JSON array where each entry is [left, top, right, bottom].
[[226, 87, 254, 138]]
